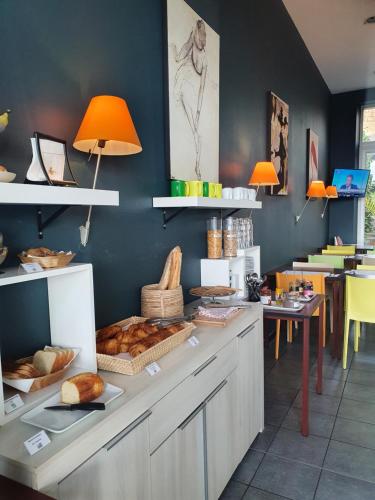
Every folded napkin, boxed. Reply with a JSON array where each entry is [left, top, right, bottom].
[[197, 306, 238, 320]]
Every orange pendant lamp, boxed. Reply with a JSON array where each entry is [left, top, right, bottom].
[[73, 95, 142, 246], [248, 162, 279, 191], [296, 180, 327, 223]]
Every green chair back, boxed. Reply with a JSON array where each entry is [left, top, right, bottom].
[[308, 254, 345, 269]]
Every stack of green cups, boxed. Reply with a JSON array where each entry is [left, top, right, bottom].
[[171, 180, 222, 198]]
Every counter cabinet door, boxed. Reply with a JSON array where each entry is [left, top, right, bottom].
[[205, 372, 237, 500], [236, 319, 264, 461], [150, 405, 205, 500], [58, 411, 151, 500]]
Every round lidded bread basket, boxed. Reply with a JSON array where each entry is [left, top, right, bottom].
[[141, 284, 184, 318]]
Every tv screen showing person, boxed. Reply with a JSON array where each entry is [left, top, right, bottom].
[[332, 169, 370, 198], [340, 174, 358, 191]]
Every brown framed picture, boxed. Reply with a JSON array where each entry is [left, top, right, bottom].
[[268, 92, 289, 195], [307, 128, 319, 189]]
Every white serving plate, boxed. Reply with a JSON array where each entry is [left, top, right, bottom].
[[21, 383, 123, 433], [0, 172, 16, 183]]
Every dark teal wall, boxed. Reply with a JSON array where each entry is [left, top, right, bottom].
[[0, 0, 330, 358], [329, 87, 375, 243], [219, 0, 330, 271]]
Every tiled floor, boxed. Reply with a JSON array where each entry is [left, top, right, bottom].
[[220, 323, 375, 500]]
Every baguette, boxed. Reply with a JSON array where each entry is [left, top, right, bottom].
[[61, 372, 104, 404], [158, 248, 174, 290], [168, 248, 182, 289]]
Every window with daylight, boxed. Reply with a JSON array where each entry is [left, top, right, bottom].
[[357, 105, 375, 245]]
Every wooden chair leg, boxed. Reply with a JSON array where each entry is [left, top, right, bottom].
[[323, 302, 326, 348], [329, 296, 333, 335], [275, 320, 281, 360], [294, 321, 298, 331], [354, 321, 360, 352], [287, 321, 293, 343], [343, 316, 350, 369]]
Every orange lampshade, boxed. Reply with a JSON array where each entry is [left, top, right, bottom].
[[307, 180, 327, 198], [325, 185, 338, 198], [248, 162, 279, 186], [73, 95, 142, 156]]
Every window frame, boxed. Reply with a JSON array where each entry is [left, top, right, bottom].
[[357, 104, 375, 245]]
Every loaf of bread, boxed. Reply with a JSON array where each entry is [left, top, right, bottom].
[[61, 372, 104, 404], [33, 347, 73, 375]]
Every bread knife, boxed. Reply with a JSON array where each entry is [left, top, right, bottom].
[[44, 403, 106, 411]]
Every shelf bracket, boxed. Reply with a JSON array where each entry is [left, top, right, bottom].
[[162, 207, 188, 229], [222, 208, 241, 219], [36, 205, 71, 239]]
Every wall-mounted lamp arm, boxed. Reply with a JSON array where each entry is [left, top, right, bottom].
[[321, 198, 329, 219], [295, 197, 311, 224]]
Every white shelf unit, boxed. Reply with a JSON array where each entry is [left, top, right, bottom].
[[0, 263, 97, 425], [153, 196, 262, 210], [0, 183, 119, 206]]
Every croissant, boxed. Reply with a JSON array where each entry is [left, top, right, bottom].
[[96, 338, 120, 355], [97, 325, 122, 343], [129, 343, 148, 357]]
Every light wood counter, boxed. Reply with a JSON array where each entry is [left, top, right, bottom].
[[0, 303, 263, 497]]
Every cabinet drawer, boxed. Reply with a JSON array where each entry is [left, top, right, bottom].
[[149, 339, 236, 452]]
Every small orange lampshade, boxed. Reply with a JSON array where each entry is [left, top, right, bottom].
[[307, 180, 327, 198], [248, 162, 279, 186], [73, 95, 142, 156], [325, 185, 338, 198]]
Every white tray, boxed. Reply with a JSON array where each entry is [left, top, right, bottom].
[[298, 293, 316, 303], [21, 383, 123, 433], [263, 303, 304, 312]]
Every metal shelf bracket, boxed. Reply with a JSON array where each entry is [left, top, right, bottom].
[[36, 205, 71, 239], [162, 207, 188, 229]]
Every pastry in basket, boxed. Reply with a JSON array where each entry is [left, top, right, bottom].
[[96, 338, 120, 355], [61, 372, 104, 404], [96, 325, 123, 343], [25, 247, 56, 257]]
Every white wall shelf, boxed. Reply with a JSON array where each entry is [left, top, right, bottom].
[[152, 196, 262, 228], [0, 183, 119, 206], [0, 263, 97, 426], [153, 196, 262, 210], [0, 183, 119, 238]]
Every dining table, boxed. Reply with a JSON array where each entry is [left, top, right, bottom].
[[263, 294, 325, 436], [266, 262, 347, 360]]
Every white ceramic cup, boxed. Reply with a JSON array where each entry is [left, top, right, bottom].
[[222, 187, 233, 199], [248, 188, 257, 201], [233, 187, 243, 200]]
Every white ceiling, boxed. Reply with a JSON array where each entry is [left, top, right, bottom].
[[282, 0, 375, 94]]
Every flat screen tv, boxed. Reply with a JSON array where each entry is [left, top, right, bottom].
[[332, 169, 370, 198]]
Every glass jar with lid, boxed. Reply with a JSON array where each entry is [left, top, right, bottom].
[[223, 217, 237, 257], [207, 217, 222, 259]]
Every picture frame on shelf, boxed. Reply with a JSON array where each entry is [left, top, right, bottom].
[[25, 132, 77, 187]]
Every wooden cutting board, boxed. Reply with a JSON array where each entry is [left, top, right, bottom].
[[193, 308, 243, 327]]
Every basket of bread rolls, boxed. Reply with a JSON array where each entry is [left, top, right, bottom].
[[96, 316, 195, 375], [18, 247, 75, 269], [141, 246, 184, 319], [2, 346, 79, 392]]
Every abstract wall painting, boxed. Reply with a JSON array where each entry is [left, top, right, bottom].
[[167, 0, 220, 182], [268, 92, 289, 195], [307, 129, 319, 187]]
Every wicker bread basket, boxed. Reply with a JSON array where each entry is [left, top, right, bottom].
[[96, 316, 195, 376], [18, 252, 75, 269], [141, 284, 184, 318]]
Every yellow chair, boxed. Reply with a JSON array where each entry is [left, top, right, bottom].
[[324, 245, 355, 255], [357, 264, 375, 271], [274, 272, 327, 359], [343, 275, 375, 369]]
